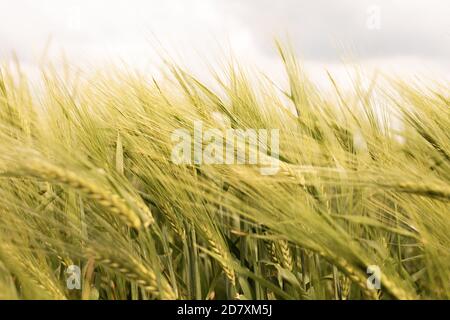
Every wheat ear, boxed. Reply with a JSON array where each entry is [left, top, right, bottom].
[[201, 226, 236, 286], [86, 249, 176, 299], [16, 161, 142, 229]]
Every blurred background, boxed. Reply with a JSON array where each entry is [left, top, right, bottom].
[[1, 0, 449, 88]]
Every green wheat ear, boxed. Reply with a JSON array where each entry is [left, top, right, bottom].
[[0, 42, 448, 300]]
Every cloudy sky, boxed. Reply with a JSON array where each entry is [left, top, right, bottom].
[[1, 0, 449, 86]]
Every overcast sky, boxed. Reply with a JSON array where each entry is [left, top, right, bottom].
[[1, 0, 449, 86]]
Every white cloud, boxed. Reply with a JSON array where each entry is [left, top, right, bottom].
[[0, 0, 449, 86]]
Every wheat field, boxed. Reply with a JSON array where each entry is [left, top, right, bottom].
[[0, 44, 448, 300]]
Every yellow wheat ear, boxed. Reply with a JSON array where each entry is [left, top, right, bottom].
[[9, 160, 143, 229]]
